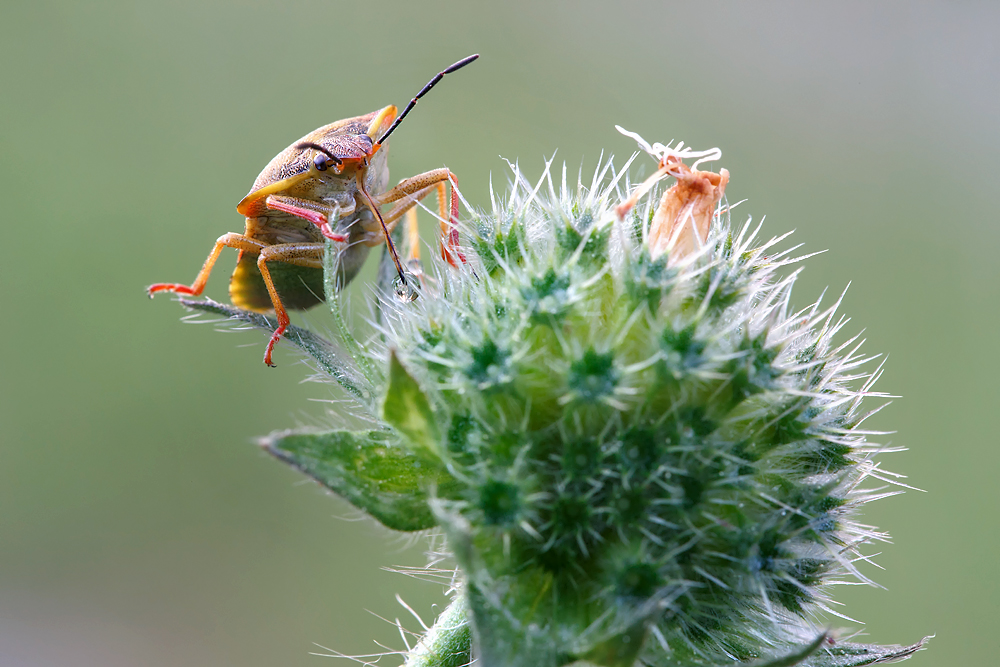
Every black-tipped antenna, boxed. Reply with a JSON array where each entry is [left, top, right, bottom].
[[376, 54, 479, 146]]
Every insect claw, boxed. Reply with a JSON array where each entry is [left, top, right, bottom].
[[319, 222, 348, 243], [148, 282, 198, 297], [264, 331, 283, 367]]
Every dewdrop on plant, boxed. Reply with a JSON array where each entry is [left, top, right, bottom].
[[181, 127, 928, 667]]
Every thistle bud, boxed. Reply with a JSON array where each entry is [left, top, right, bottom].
[[182, 128, 928, 667]]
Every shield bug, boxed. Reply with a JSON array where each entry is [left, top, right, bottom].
[[148, 54, 478, 366]]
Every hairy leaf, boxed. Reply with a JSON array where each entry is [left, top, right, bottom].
[[263, 428, 457, 531], [804, 637, 930, 667], [179, 298, 368, 402]]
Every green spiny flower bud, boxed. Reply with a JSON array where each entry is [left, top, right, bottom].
[[182, 128, 928, 667]]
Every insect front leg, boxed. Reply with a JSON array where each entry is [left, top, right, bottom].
[[148, 232, 268, 297], [264, 194, 354, 241], [254, 242, 325, 367]]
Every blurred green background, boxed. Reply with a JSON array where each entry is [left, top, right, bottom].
[[2, 2, 996, 665]]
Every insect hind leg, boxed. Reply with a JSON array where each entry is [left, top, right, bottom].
[[147, 232, 267, 298], [254, 243, 325, 367]]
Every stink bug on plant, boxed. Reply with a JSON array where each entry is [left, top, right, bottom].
[[148, 54, 479, 366]]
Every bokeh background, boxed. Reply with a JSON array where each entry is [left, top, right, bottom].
[[2, 2, 996, 665]]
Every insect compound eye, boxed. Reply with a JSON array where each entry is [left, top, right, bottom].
[[295, 141, 342, 173]]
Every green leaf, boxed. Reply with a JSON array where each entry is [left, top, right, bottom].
[[739, 633, 827, 667], [179, 298, 369, 403], [383, 350, 443, 457], [803, 636, 930, 666], [262, 428, 458, 532]]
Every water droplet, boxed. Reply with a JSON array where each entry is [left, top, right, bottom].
[[392, 272, 419, 303]]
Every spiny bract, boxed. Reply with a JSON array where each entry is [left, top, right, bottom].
[[184, 130, 926, 667]]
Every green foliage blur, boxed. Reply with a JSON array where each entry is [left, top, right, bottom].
[[1, 2, 995, 665]]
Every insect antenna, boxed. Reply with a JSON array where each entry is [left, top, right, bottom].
[[356, 179, 409, 289], [376, 54, 479, 146], [295, 142, 343, 169]]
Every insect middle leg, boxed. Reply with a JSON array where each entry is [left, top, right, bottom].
[[366, 168, 464, 265]]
